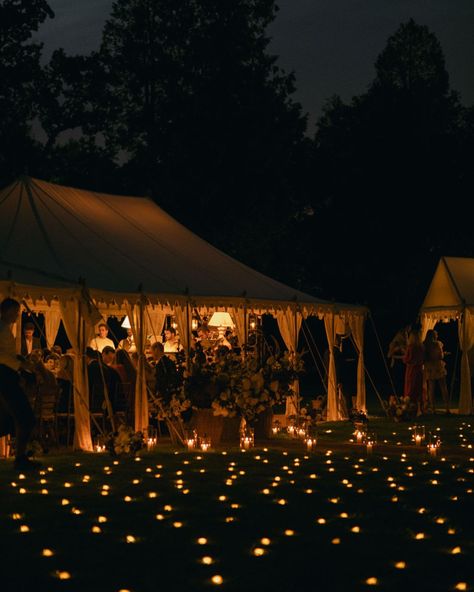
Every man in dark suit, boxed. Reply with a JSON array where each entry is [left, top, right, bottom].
[[21, 321, 41, 357]]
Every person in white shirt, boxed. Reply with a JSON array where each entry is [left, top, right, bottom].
[[89, 323, 115, 353], [163, 327, 183, 354], [0, 298, 39, 471]]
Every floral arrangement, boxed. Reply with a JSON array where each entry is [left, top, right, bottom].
[[183, 349, 304, 421], [386, 395, 417, 422], [105, 425, 145, 456]]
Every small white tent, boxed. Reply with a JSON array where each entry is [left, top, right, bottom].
[[0, 177, 368, 449], [420, 256, 474, 414]]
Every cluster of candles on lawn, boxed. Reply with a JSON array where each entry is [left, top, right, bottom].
[[410, 425, 442, 456], [185, 431, 211, 452], [353, 428, 377, 453], [276, 420, 317, 451]]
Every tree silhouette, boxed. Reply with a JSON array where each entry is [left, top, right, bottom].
[[0, 0, 54, 184], [57, 0, 312, 278], [300, 19, 473, 329]]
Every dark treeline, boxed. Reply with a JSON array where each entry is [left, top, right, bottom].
[[1, 0, 473, 339]]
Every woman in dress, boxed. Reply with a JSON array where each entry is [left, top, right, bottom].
[[403, 328, 424, 416], [423, 329, 449, 414]]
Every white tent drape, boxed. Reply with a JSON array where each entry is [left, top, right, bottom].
[[276, 308, 303, 416], [145, 307, 166, 343], [421, 316, 437, 340], [0, 438, 8, 458], [174, 304, 191, 354], [60, 300, 93, 451], [324, 314, 341, 421], [44, 307, 62, 349], [276, 309, 302, 353], [126, 303, 148, 432], [458, 309, 474, 415], [231, 308, 246, 348], [348, 315, 366, 412]]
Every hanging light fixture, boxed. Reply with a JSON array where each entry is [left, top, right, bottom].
[[121, 316, 131, 329]]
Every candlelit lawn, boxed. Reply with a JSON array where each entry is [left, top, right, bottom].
[[0, 415, 473, 592]]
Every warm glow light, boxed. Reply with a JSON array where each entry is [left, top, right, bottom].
[[253, 547, 265, 556], [211, 575, 223, 585], [55, 571, 71, 580], [42, 548, 54, 557], [451, 546, 462, 554], [197, 537, 208, 545], [395, 561, 406, 569], [365, 577, 378, 585], [202, 556, 213, 565]]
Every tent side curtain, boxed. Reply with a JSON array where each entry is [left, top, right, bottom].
[[458, 309, 474, 415], [348, 314, 366, 412], [324, 314, 341, 421], [60, 299, 93, 451], [126, 303, 148, 432]]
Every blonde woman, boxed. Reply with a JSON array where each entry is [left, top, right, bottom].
[[423, 330, 449, 414]]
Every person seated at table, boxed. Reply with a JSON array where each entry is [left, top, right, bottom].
[[44, 353, 61, 376], [21, 321, 42, 357], [89, 323, 115, 353]]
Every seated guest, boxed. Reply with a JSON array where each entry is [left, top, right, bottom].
[[44, 353, 61, 376], [21, 321, 41, 357], [89, 323, 115, 353]]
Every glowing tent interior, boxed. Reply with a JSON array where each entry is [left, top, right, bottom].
[[420, 256, 474, 414], [0, 177, 367, 450]]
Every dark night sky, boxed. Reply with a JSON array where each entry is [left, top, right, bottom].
[[35, 0, 474, 131]]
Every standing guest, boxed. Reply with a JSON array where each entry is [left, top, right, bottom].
[[87, 347, 121, 415], [387, 325, 410, 396], [150, 342, 180, 403], [115, 349, 137, 387], [163, 327, 183, 354], [423, 329, 450, 414], [21, 321, 41, 357], [89, 322, 115, 353], [403, 328, 425, 416], [118, 328, 137, 354], [0, 298, 40, 470], [103, 346, 127, 384]]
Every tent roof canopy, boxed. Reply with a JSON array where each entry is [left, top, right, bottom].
[[0, 177, 366, 314], [421, 256, 474, 316]]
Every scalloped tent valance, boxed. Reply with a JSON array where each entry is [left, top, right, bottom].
[[0, 177, 366, 316]]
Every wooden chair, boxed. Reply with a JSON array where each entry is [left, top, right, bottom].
[[35, 382, 61, 449]]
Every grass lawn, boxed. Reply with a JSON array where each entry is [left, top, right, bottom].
[[1, 415, 473, 592]]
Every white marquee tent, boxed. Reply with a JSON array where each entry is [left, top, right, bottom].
[[420, 256, 474, 414], [0, 177, 368, 450]]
